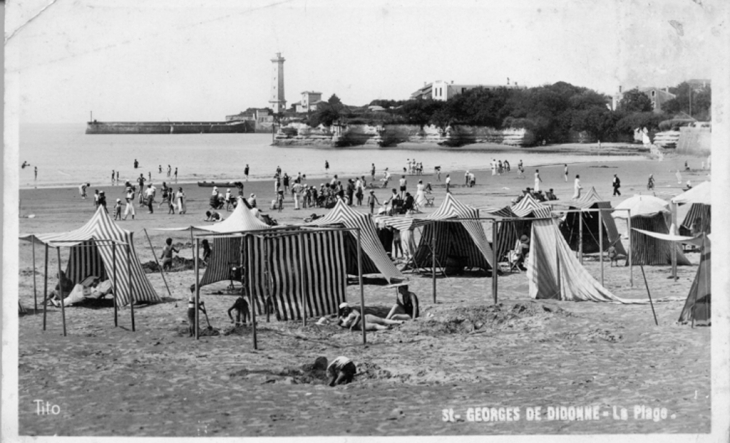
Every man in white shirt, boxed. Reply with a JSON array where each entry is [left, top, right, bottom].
[[445, 174, 451, 193], [573, 174, 582, 199], [534, 170, 542, 192]]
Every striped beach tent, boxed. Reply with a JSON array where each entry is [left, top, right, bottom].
[[411, 193, 494, 272], [19, 206, 159, 306], [304, 199, 404, 283], [671, 181, 711, 236], [486, 194, 551, 263], [613, 195, 691, 266], [679, 234, 711, 325], [559, 187, 627, 256], [195, 200, 347, 320], [527, 217, 626, 302]]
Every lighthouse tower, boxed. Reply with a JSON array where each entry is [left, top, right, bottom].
[[269, 53, 286, 114]]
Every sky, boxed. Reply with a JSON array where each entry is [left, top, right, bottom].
[[6, 0, 724, 123]]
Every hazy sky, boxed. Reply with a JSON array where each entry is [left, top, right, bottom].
[[7, 0, 723, 123]]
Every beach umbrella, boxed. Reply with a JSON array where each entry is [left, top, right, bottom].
[[612, 195, 669, 220]]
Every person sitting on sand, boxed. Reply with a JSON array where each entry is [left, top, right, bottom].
[[205, 210, 221, 222], [187, 285, 207, 337], [337, 303, 403, 331], [160, 238, 179, 271], [327, 356, 357, 387], [386, 285, 420, 321], [227, 295, 249, 326], [44, 271, 75, 306]]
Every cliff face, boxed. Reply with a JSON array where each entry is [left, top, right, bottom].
[[273, 123, 535, 147]]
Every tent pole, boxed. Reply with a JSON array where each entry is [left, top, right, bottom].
[[247, 235, 258, 350], [190, 227, 195, 261], [431, 223, 436, 304], [57, 247, 67, 337], [357, 228, 367, 345], [127, 244, 135, 332], [628, 210, 633, 287], [671, 202, 678, 280], [194, 238, 200, 340], [555, 223, 561, 299], [264, 239, 270, 323], [599, 209, 604, 287], [578, 213, 583, 264], [113, 243, 118, 327], [43, 244, 48, 330], [492, 220, 498, 305], [298, 232, 306, 326], [143, 228, 173, 297], [32, 241, 37, 313], [639, 265, 659, 326]]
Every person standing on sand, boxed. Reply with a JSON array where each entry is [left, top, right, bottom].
[[573, 174, 582, 199], [134, 159, 138, 169], [371, 163, 376, 182], [111, 170, 115, 184], [79, 183, 88, 199], [160, 238, 179, 271], [534, 169, 542, 192], [167, 164, 171, 177], [148, 171, 152, 182], [123, 187, 136, 220], [34, 166, 38, 185], [367, 190, 379, 214], [564, 164, 568, 182], [445, 174, 451, 193], [244, 164, 250, 181], [325, 160, 330, 175], [399, 175, 407, 197], [158, 165, 162, 174], [176, 187, 186, 214], [174, 168, 178, 183], [116, 171, 119, 182], [464, 170, 469, 186], [113, 198, 122, 220], [187, 287, 207, 337], [612, 174, 621, 196]]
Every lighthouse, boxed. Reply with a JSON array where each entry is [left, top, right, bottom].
[[269, 52, 286, 114]]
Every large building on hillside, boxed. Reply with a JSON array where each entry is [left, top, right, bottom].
[[611, 85, 676, 113], [410, 80, 522, 101], [295, 91, 323, 113]]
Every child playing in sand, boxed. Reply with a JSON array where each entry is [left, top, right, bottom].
[[327, 356, 357, 387], [160, 238, 179, 271], [227, 295, 249, 326], [113, 198, 123, 220]]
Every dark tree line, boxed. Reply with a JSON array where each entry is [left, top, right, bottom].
[[302, 82, 710, 145]]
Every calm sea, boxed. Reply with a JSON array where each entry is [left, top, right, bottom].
[[19, 123, 640, 189]]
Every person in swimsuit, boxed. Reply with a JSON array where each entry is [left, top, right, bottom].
[[160, 238, 179, 271], [386, 285, 420, 321], [227, 295, 249, 326], [327, 356, 357, 387], [337, 303, 403, 331]]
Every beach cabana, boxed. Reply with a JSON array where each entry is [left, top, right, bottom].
[[612, 195, 691, 266], [486, 194, 552, 263], [20, 205, 160, 334], [678, 234, 711, 325], [671, 181, 711, 236], [558, 187, 627, 256], [527, 216, 626, 302], [303, 199, 404, 283], [378, 193, 494, 273], [173, 199, 348, 321]]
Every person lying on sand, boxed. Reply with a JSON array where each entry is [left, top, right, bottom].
[[337, 303, 403, 331], [327, 356, 357, 387], [386, 285, 420, 321], [44, 271, 75, 305]]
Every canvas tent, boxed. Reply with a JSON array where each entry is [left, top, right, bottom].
[[486, 194, 552, 262], [176, 199, 348, 321], [527, 216, 626, 302], [304, 199, 404, 283], [671, 181, 711, 236], [378, 193, 494, 272], [613, 195, 691, 266], [19, 205, 160, 307], [678, 234, 711, 325], [559, 187, 627, 256]]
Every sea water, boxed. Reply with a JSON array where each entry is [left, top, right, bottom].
[[19, 123, 641, 189]]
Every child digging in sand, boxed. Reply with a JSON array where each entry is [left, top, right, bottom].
[[327, 356, 357, 387]]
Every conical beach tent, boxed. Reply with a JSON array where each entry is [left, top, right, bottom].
[[412, 193, 494, 272], [613, 195, 691, 266], [671, 181, 711, 236], [527, 217, 625, 302], [19, 206, 160, 306], [559, 187, 627, 255], [678, 234, 711, 325], [486, 194, 552, 263], [304, 199, 404, 283]]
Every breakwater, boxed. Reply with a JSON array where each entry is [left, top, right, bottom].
[[86, 121, 252, 134]]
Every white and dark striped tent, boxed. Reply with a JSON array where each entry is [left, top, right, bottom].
[[412, 193, 494, 272], [486, 194, 552, 263], [19, 206, 160, 306], [613, 195, 691, 266], [527, 216, 628, 302], [558, 187, 628, 256], [190, 200, 348, 321], [671, 181, 711, 236], [304, 199, 404, 283]]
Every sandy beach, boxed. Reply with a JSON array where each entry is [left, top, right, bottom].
[[16, 146, 711, 436]]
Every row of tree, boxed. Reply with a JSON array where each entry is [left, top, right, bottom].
[[302, 81, 710, 145]]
